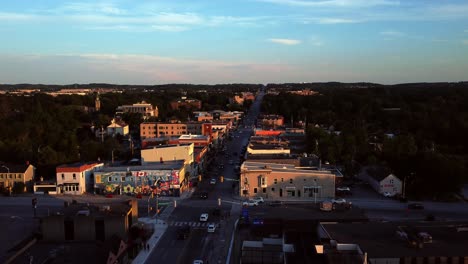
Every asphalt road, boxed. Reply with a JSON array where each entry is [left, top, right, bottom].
[[145, 89, 264, 264]]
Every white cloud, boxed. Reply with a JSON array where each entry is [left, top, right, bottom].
[[268, 38, 302, 45], [318, 18, 360, 24], [258, 0, 400, 8], [151, 25, 189, 32], [380, 30, 405, 37]]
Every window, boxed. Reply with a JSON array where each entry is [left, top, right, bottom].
[[9, 175, 12, 179], [254, 188, 257, 193], [271, 188, 275, 192], [281, 178, 284, 182], [0, 175, 3, 179], [108, 177, 112, 182], [121, 176, 125, 182], [274, 179, 277, 184], [114, 177, 118, 182], [289, 179, 293, 184], [73, 174, 76, 180], [263, 188, 266, 193], [390, 179, 394, 184]]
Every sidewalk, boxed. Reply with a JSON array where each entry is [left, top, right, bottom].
[[131, 188, 195, 264], [132, 218, 168, 264]]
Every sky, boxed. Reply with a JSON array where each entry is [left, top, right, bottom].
[[1, 0, 468, 85]]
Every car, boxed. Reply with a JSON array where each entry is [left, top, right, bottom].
[[242, 200, 258, 207], [200, 192, 208, 199], [252, 196, 264, 203], [408, 203, 424, 210], [207, 223, 216, 233], [210, 178, 216, 185], [331, 198, 347, 204], [200, 213, 209, 222], [336, 187, 351, 192], [193, 260, 203, 264], [176, 225, 191, 240], [383, 192, 395, 197]]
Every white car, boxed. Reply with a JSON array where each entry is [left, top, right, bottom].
[[252, 197, 264, 203], [207, 223, 216, 233], [383, 192, 395, 197], [199, 213, 209, 222], [243, 200, 258, 206], [336, 187, 351, 192], [331, 198, 347, 204], [210, 178, 216, 185], [193, 260, 203, 264]]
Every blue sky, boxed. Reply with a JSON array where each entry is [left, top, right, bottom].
[[1, 0, 468, 84]]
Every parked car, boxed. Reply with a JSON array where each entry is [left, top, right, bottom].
[[242, 200, 258, 207], [331, 198, 347, 204], [383, 192, 396, 197], [210, 178, 216, 185], [200, 213, 209, 222], [207, 223, 216, 233], [408, 203, 424, 210], [193, 260, 203, 264], [336, 187, 351, 192], [252, 196, 264, 203]]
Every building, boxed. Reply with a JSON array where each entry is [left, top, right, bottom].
[[116, 101, 158, 119], [140, 122, 213, 139], [247, 142, 291, 155], [0, 162, 35, 193], [240, 161, 336, 201], [170, 97, 202, 110], [41, 200, 138, 242], [93, 160, 187, 197], [107, 118, 129, 137], [141, 143, 194, 165], [318, 221, 468, 264], [56, 163, 104, 195], [194, 112, 214, 122], [259, 115, 285, 127], [360, 166, 402, 196], [178, 134, 211, 147]]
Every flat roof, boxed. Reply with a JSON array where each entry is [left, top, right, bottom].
[[323, 222, 468, 258], [97, 160, 185, 172], [242, 161, 334, 175]]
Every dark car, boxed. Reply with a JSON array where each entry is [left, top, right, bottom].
[[177, 225, 191, 240], [408, 203, 424, 210], [200, 192, 208, 199]]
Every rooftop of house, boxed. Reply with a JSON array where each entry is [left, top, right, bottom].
[[48, 200, 135, 218], [365, 166, 396, 181], [142, 143, 193, 150], [179, 134, 209, 140], [248, 142, 290, 150], [322, 222, 468, 258], [56, 162, 103, 173]]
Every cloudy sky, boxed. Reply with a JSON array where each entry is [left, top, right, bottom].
[[1, 0, 468, 84]]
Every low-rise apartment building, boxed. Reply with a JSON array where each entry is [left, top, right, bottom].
[[116, 101, 158, 119], [140, 122, 213, 139]]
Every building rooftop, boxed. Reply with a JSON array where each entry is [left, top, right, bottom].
[[48, 200, 134, 217], [142, 143, 193, 150], [179, 134, 209, 140], [322, 221, 468, 258], [0, 162, 32, 173], [98, 160, 185, 172], [56, 162, 103, 173], [242, 161, 334, 175]]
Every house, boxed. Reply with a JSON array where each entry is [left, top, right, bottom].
[[0, 162, 35, 193], [240, 161, 337, 201], [56, 162, 104, 195], [360, 166, 402, 196], [107, 118, 129, 137], [259, 115, 285, 128]]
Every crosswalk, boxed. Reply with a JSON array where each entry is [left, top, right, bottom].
[[170, 221, 219, 228]]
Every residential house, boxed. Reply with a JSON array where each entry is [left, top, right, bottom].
[[360, 166, 402, 196], [0, 162, 35, 192], [56, 162, 104, 195], [107, 118, 129, 137]]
